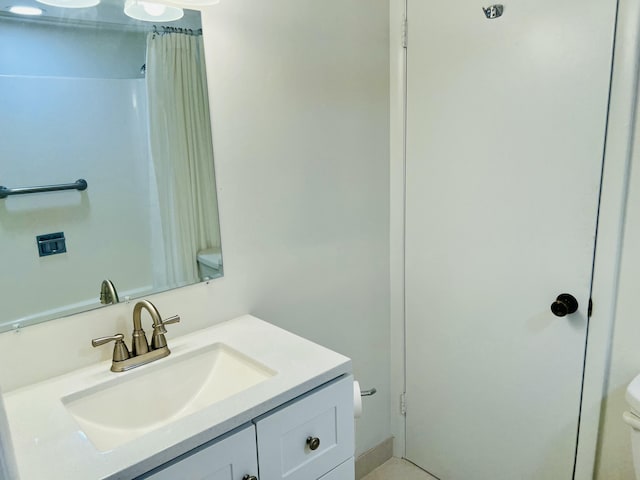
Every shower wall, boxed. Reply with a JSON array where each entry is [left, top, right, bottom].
[[0, 21, 145, 78], [0, 22, 153, 328]]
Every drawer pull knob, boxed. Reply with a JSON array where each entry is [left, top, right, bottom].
[[306, 436, 321, 451], [242, 475, 257, 480]]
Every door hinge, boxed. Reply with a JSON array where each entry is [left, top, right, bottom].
[[401, 17, 408, 48], [400, 392, 407, 416], [588, 298, 593, 318]]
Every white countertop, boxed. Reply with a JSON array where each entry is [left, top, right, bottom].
[[3, 315, 351, 479]]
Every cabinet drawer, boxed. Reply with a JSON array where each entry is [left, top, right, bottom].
[[138, 424, 258, 480], [255, 375, 354, 480], [319, 457, 355, 480]]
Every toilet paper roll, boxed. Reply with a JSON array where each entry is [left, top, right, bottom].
[[353, 380, 363, 419]]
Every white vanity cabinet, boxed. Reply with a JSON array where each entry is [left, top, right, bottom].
[[138, 375, 354, 480], [4, 316, 354, 480]]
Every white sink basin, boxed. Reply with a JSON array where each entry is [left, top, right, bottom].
[[62, 343, 275, 451]]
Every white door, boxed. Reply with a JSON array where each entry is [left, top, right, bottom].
[[404, 1, 617, 479]]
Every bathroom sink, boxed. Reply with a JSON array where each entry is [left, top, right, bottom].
[[62, 343, 275, 451]]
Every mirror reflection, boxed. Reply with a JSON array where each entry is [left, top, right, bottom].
[[0, 1, 222, 332]]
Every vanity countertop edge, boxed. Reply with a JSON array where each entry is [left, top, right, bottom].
[[2, 315, 352, 480]]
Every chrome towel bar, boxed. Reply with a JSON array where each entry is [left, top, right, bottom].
[[0, 178, 88, 199]]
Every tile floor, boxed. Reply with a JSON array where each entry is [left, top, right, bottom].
[[362, 457, 438, 480]]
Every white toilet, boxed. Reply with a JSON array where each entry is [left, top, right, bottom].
[[624, 374, 640, 479], [196, 247, 223, 280]]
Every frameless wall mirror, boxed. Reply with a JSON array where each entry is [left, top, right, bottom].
[[0, 0, 222, 333]]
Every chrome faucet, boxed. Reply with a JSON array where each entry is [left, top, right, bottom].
[[91, 300, 180, 372], [132, 299, 180, 354], [99, 279, 119, 305]]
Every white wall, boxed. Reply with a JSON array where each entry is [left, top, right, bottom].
[[595, 156, 640, 479], [593, 4, 640, 471], [577, 0, 640, 477], [0, 0, 390, 460]]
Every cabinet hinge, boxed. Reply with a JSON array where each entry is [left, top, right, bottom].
[[401, 17, 408, 48], [588, 298, 593, 318], [400, 392, 407, 416]]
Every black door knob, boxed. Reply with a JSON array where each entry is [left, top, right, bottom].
[[551, 293, 579, 317]]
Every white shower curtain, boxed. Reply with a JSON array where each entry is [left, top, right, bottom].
[[146, 32, 220, 287]]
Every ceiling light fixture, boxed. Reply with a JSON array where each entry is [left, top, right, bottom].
[[36, 0, 99, 8], [124, 0, 183, 22], [8, 5, 43, 14]]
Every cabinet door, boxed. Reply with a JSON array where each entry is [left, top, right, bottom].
[[138, 424, 258, 480], [256, 376, 354, 480]]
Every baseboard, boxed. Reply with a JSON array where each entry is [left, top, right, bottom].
[[355, 437, 394, 479]]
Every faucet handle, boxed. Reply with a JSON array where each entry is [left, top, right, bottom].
[[151, 315, 180, 349], [91, 333, 130, 362], [152, 314, 180, 334], [91, 333, 124, 347], [162, 314, 181, 325]]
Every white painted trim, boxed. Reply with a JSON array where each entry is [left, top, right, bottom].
[[389, 0, 407, 458], [575, 0, 640, 477]]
